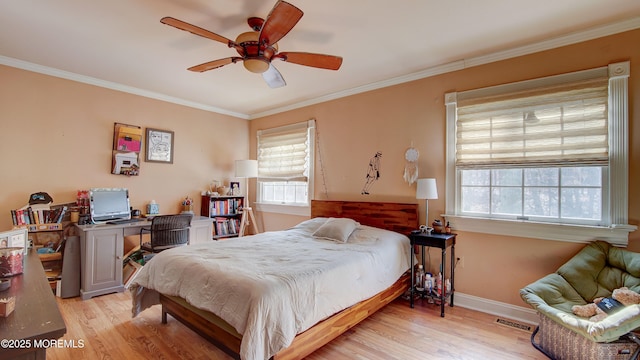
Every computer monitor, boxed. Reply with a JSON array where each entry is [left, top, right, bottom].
[[89, 188, 131, 223]]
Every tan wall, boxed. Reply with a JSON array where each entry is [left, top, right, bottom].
[[249, 29, 640, 308], [0, 65, 249, 229]]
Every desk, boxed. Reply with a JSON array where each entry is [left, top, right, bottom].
[[409, 231, 456, 317], [74, 216, 213, 300], [0, 249, 66, 360]]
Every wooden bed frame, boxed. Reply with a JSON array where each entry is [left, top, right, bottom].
[[160, 200, 418, 360]]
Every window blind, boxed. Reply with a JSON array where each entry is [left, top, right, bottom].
[[257, 120, 313, 180], [456, 76, 609, 169]]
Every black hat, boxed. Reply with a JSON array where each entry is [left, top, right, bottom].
[[29, 192, 53, 205]]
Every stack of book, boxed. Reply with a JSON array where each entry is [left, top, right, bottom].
[[10, 206, 67, 226], [209, 198, 242, 216], [214, 217, 240, 237]]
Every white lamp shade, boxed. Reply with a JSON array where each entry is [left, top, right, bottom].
[[235, 159, 258, 178], [416, 178, 438, 200]]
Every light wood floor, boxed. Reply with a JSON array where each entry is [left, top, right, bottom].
[[48, 291, 547, 360]]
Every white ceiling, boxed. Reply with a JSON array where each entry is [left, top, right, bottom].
[[1, 1, 639, 119]]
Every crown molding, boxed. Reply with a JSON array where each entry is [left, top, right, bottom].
[[463, 16, 640, 68], [0, 55, 250, 120], [2, 16, 638, 121], [249, 16, 640, 119], [249, 61, 465, 119]]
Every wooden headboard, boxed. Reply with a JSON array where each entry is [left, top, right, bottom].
[[310, 200, 418, 236]]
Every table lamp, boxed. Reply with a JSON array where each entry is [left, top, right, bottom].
[[234, 159, 259, 236], [416, 178, 438, 227]]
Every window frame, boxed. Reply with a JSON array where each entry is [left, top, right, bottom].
[[254, 120, 315, 216], [457, 167, 609, 225], [444, 62, 635, 246]]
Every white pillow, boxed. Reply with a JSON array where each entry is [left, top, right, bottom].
[[289, 217, 328, 234], [312, 217, 359, 243]]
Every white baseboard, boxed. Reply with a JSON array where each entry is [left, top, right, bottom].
[[454, 292, 539, 325]]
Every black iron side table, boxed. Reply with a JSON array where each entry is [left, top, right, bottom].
[[409, 231, 456, 317]]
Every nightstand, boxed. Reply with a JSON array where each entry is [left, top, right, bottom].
[[409, 231, 456, 317]]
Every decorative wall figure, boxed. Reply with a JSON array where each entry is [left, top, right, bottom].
[[403, 147, 419, 185], [362, 151, 382, 195]]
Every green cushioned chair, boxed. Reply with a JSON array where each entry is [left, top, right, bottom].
[[521, 241, 640, 360]]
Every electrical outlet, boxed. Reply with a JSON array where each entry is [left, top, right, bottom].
[[457, 256, 464, 269]]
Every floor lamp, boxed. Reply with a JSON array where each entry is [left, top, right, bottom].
[[416, 178, 438, 228], [235, 159, 259, 236]]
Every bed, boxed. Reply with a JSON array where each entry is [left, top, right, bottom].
[[130, 200, 418, 360]]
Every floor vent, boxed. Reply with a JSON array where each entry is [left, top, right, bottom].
[[495, 318, 533, 332]]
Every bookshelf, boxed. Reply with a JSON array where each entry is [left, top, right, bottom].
[[11, 206, 68, 227], [13, 223, 63, 232], [10, 223, 65, 291], [11, 206, 69, 292], [201, 195, 244, 239]]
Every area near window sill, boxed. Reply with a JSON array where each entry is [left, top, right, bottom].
[[254, 202, 310, 217], [442, 214, 637, 247]]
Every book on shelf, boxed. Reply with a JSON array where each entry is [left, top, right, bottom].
[[209, 198, 242, 216], [10, 206, 67, 227], [214, 217, 240, 237]]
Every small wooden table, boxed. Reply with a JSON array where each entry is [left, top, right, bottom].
[[409, 231, 456, 317], [0, 249, 66, 360]]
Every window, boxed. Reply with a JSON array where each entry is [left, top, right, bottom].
[[255, 120, 315, 216], [444, 62, 635, 245], [459, 167, 605, 224]]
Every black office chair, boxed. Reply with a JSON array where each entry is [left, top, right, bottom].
[[139, 214, 192, 259]]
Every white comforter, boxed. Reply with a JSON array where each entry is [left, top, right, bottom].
[[130, 218, 412, 360]]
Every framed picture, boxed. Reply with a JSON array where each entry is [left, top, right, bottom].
[[230, 181, 241, 196], [145, 128, 174, 163], [0, 228, 28, 254]]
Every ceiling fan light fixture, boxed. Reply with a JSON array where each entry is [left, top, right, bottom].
[[235, 31, 259, 44], [235, 31, 278, 52], [244, 58, 270, 73], [162, 0, 341, 87]]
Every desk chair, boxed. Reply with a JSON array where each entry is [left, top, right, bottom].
[[139, 214, 192, 261]]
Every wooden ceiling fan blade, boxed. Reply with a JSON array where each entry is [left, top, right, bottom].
[[259, 1, 303, 45], [188, 57, 241, 72], [276, 52, 343, 70], [161, 17, 234, 46], [262, 64, 286, 88]]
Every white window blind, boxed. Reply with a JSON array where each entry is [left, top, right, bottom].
[[456, 76, 609, 169], [257, 120, 313, 180], [444, 62, 636, 246]]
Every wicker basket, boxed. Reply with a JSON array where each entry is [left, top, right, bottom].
[[535, 313, 638, 360]]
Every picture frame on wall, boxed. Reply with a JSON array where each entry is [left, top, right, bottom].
[[145, 128, 174, 164]]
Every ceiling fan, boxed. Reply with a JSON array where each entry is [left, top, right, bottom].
[[161, 0, 343, 88]]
